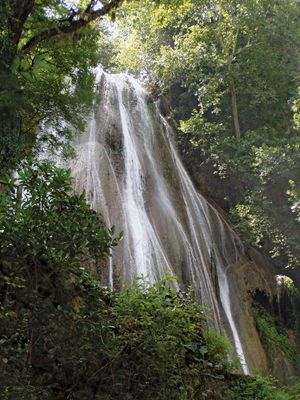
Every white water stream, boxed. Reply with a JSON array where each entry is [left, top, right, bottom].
[[71, 72, 249, 374]]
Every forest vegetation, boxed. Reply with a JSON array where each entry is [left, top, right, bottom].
[[0, 0, 300, 399]]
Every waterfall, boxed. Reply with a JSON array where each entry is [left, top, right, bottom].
[[71, 72, 249, 374]]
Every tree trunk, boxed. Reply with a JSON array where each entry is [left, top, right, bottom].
[[230, 83, 241, 141], [10, 0, 35, 46]]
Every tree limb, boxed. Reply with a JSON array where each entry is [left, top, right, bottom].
[[232, 27, 239, 57], [10, 0, 35, 45], [21, 0, 123, 54], [235, 40, 259, 56]]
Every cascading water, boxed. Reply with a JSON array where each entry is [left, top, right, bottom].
[[71, 71, 249, 374]]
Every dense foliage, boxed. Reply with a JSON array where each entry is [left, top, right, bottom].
[[0, 0, 122, 175], [0, 162, 229, 398], [0, 160, 294, 399], [112, 0, 300, 273], [0, 162, 299, 399], [0, 161, 117, 397]]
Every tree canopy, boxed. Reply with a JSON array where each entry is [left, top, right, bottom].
[[0, 0, 122, 176]]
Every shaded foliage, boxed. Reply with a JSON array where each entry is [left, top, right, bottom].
[[0, 161, 118, 398], [0, 164, 232, 399], [0, 163, 298, 400], [0, 0, 122, 175]]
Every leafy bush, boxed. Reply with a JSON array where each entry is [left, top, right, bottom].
[[230, 375, 292, 400], [108, 277, 231, 400]]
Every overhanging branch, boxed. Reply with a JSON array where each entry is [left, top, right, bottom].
[[21, 0, 123, 54]]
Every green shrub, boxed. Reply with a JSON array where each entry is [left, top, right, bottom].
[[230, 375, 292, 400], [203, 328, 232, 365], [103, 277, 232, 400]]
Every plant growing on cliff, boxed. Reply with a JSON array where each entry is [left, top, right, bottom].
[[253, 309, 294, 362]]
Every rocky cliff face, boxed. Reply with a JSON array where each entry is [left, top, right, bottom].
[[226, 251, 297, 382]]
